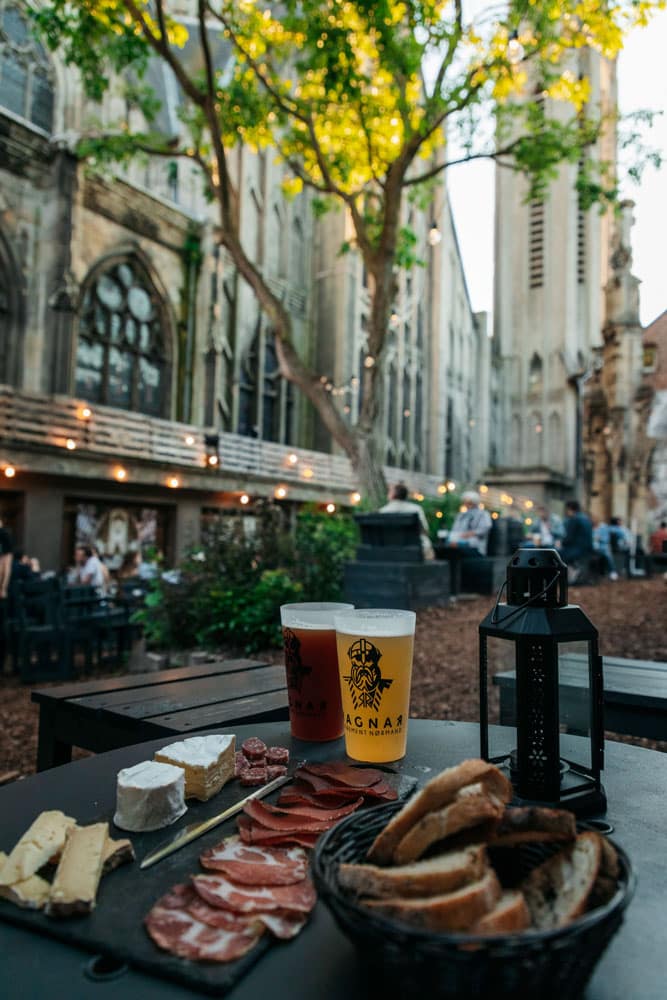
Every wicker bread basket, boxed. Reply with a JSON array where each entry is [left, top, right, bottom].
[[312, 801, 635, 1000]]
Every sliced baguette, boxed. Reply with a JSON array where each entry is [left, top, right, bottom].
[[588, 836, 620, 909], [363, 868, 502, 932], [392, 794, 504, 865], [489, 806, 576, 846], [470, 890, 530, 935], [521, 831, 602, 930], [339, 844, 487, 899], [367, 760, 512, 864]]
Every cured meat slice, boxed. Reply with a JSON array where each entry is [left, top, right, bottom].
[[188, 895, 306, 941], [242, 737, 267, 761], [291, 773, 397, 801], [278, 785, 357, 810], [145, 885, 262, 962], [238, 816, 320, 850], [267, 765, 288, 780], [235, 751, 251, 776], [243, 799, 333, 834], [192, 873, 316, 915], [200, 836, 308, 885], [240, 767, 268, 787], [266, 747, 290, 765], [254, 797, 364, 823], [298, 762, 385, 787]]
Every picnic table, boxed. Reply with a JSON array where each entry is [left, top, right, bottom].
[[0, 720, 664, 998], [493, 653, 667, 741], [32, 659, 289, 771]]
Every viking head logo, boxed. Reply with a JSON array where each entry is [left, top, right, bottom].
[[343, 637, 393, 711], [283, 627, 312, 693]]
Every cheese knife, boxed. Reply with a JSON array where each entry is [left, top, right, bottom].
[[140, 773, 292, 870]]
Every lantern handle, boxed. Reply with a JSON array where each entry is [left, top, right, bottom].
[[491, 571, 560, 626]]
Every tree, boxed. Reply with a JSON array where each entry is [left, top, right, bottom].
[[34, 0, 664, 504]]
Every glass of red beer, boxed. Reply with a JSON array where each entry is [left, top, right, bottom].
[[280, 602, 354, 741]]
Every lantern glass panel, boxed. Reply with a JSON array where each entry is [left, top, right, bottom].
[[485, 635, 518, 764], [557, 640, 593, 771]]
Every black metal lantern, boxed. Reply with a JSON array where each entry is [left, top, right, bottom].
[[479, 548, 606, 816]]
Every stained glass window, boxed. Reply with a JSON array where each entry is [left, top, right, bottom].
[[0, 2, 54, 133], [75, 259, 170, 417]]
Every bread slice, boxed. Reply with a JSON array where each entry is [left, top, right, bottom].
[[339, 844, 488, 899], [521, 831, 602, 930], [392, 794, 505, 865], [489, 807, 576, 847], [367, 760, 512, 864], [470, 891, 530, 935], [588, 836, 620, 909], [363, 869, 502, 932]]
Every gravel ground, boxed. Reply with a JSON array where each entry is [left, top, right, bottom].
[[1, 577, 665, 780]]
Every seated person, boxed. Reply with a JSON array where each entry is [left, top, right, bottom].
[[447, 491, 493, 556], [379, 483, 434, 560], [649, 521, 667, 555], [609, 516, 632, 553], [560, 501, 593, 577]]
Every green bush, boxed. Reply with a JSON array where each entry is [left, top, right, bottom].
[[134, 503, 357, 655]]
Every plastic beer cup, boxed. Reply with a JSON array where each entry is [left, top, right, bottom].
[[280, 602, 353, 741], [334, 609, 416, 763]]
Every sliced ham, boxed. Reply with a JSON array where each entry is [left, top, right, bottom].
[[238, 815, 321, 850], [253, 797, 364, 823], [243, 799, 333, 834], [145, 885, 262, 962], [298, 762, 386, 787], [188, 894, 306, 941], [192, 873, 316, 915], [200, 836, 308, 885]]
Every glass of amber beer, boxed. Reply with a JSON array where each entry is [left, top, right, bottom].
[[334, 609, 416, 763], [280, 602, 353, 741]]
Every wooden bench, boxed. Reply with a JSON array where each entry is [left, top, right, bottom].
[[494, 654, 667, 741], [31, 658, 289, 771]]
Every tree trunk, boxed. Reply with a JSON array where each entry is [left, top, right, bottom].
[[351, 431, 388, 509]]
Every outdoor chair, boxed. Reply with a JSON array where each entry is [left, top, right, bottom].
[[10, 578, 74, 683]]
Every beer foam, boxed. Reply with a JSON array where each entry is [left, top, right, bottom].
[[281, 602, 354, 630], [333, 609, 416, 637]]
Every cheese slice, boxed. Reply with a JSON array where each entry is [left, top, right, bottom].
[[46, 823, 108, 917], [155, 734, 235, 802], [0, 851, 50, 910], [0, 811, 76, 887], [102, 835, 135, 874], [114, 760, 187, 832]]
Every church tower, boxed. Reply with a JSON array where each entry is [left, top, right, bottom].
[[488, 49, 616, 508]]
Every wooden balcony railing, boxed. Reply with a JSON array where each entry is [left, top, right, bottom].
[[0, 385, 445, 497]]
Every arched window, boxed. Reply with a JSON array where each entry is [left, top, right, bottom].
[[237, 327, 291, 443], [75, 257, 171, 417], [549, 411, 562, 468], [0, 2, 54, 132], [528, 352, 543, 394], [527, 411, 543, 465], [0, 227, 24, 385]]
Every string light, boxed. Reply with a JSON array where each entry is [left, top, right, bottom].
[[427, 221, 442, 247], [525, 517, 533, 526], [491, 511, 499, 520], [459, 504, 467, 513], [65, 438, 76, 451], [78, 406, 92, 420], [167, 476, 180, 489], [114, 466, 127, 482], [479, 484, 488, 494], [240, 493, 250, 505], [436, 511, 443, 519], [507, 31, 525, 64], [275, 485, 287, 499], [185, 434, 195, 446], [437, 484, 447, 495], [524, 500, 534, 510], [364, 355, 375, 368], [390, 310, 400, 325], [447, 480, 456, 491], [4, 465, 16, 479], [287, 452, 299, 466], [207, 454, 219, 467], [302, 467, 314, 479], [414, 492, 424, 502], [350, 492, 361, 504], [326, 502, 336, 514]]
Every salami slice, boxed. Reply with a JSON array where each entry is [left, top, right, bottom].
[[243, 799, 333, 834], [192, 873, 316, 915], [240, 766, 268, 787], [266, 746, 290, 765], [145, 886, 262, 962], [267, 764, 288, 780], [200, 836, 308, 885], [241, 737, 268, 761], [235, 751, 251, 776]]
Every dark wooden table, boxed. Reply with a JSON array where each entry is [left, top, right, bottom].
[[32, 659, 289, 771], [494, 654, 667, 741], [0, 720, 665, 999]]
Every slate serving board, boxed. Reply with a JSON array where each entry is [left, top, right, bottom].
[[0, 763, 418, 997]]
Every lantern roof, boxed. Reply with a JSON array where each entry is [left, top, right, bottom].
[[479, 602, 598, 641]]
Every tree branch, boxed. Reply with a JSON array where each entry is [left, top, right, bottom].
[[123, 0, 205, 108], [403, 141, 525, 186]]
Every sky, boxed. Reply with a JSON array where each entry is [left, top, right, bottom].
[[447, 9, 667, 328]]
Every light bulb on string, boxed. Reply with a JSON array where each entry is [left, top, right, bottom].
[[507, 31, 525, 64], [427, 221, 442, 247]]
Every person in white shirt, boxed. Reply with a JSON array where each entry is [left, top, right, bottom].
[[75, 545, 106, 592], [447, 491, 493, 556], [379, 484, 435, 560]]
